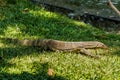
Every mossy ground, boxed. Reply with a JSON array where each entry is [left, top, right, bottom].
[[0, 0, 120, 80]]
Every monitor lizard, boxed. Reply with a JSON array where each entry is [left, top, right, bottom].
[[1, 38, 108, 58]]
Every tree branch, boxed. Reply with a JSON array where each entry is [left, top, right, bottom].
[[107, 0, 120, 17]]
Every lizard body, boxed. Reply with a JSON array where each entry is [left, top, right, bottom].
[[1, 38, 107, 58]]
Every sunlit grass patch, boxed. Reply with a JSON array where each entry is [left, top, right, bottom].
[[0, 47, 120, 80], [3, 25, 21, 37], [0, 43, 4, 47], [0, 0, 120, 80]]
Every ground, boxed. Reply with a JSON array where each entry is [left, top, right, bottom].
[[0, 0, 120, 80]]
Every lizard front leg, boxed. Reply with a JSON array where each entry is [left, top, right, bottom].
[[77, 48, 100, 58]]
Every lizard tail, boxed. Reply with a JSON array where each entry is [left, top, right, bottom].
[[0, 37, 36, 46], [0, 37, 49, 47]]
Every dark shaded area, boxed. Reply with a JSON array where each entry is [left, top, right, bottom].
[[29, 0, 120, 33], [0, 38, 66, 79], [6, 0, 17, 4], [30, 0, 74, 15], [0, 3, 97, 41], [0, 46, 40, 59], [80, 13, 120, 32], [0, 62, 67, 80]]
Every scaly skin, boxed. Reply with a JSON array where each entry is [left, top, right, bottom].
[[0, 38, 107, 58], [47, 40, 107, 50]]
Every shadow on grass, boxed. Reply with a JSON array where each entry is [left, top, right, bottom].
[[0, 0, 101, 41], [0, 62, 67, 80], [0, 46, 40, 59], [0, 37, 67, 79], [0, 0, 120, 40], [0, 0, 120, 41]]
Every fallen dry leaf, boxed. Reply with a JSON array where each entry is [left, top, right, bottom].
[[47, 68, 53, 76]]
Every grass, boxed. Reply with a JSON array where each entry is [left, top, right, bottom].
[[0, 0, 120, 80]]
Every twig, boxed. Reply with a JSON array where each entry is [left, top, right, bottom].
[[107, 0, 120, 17]]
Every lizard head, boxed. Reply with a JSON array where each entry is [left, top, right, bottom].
[[96, 42, 108, 49]]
